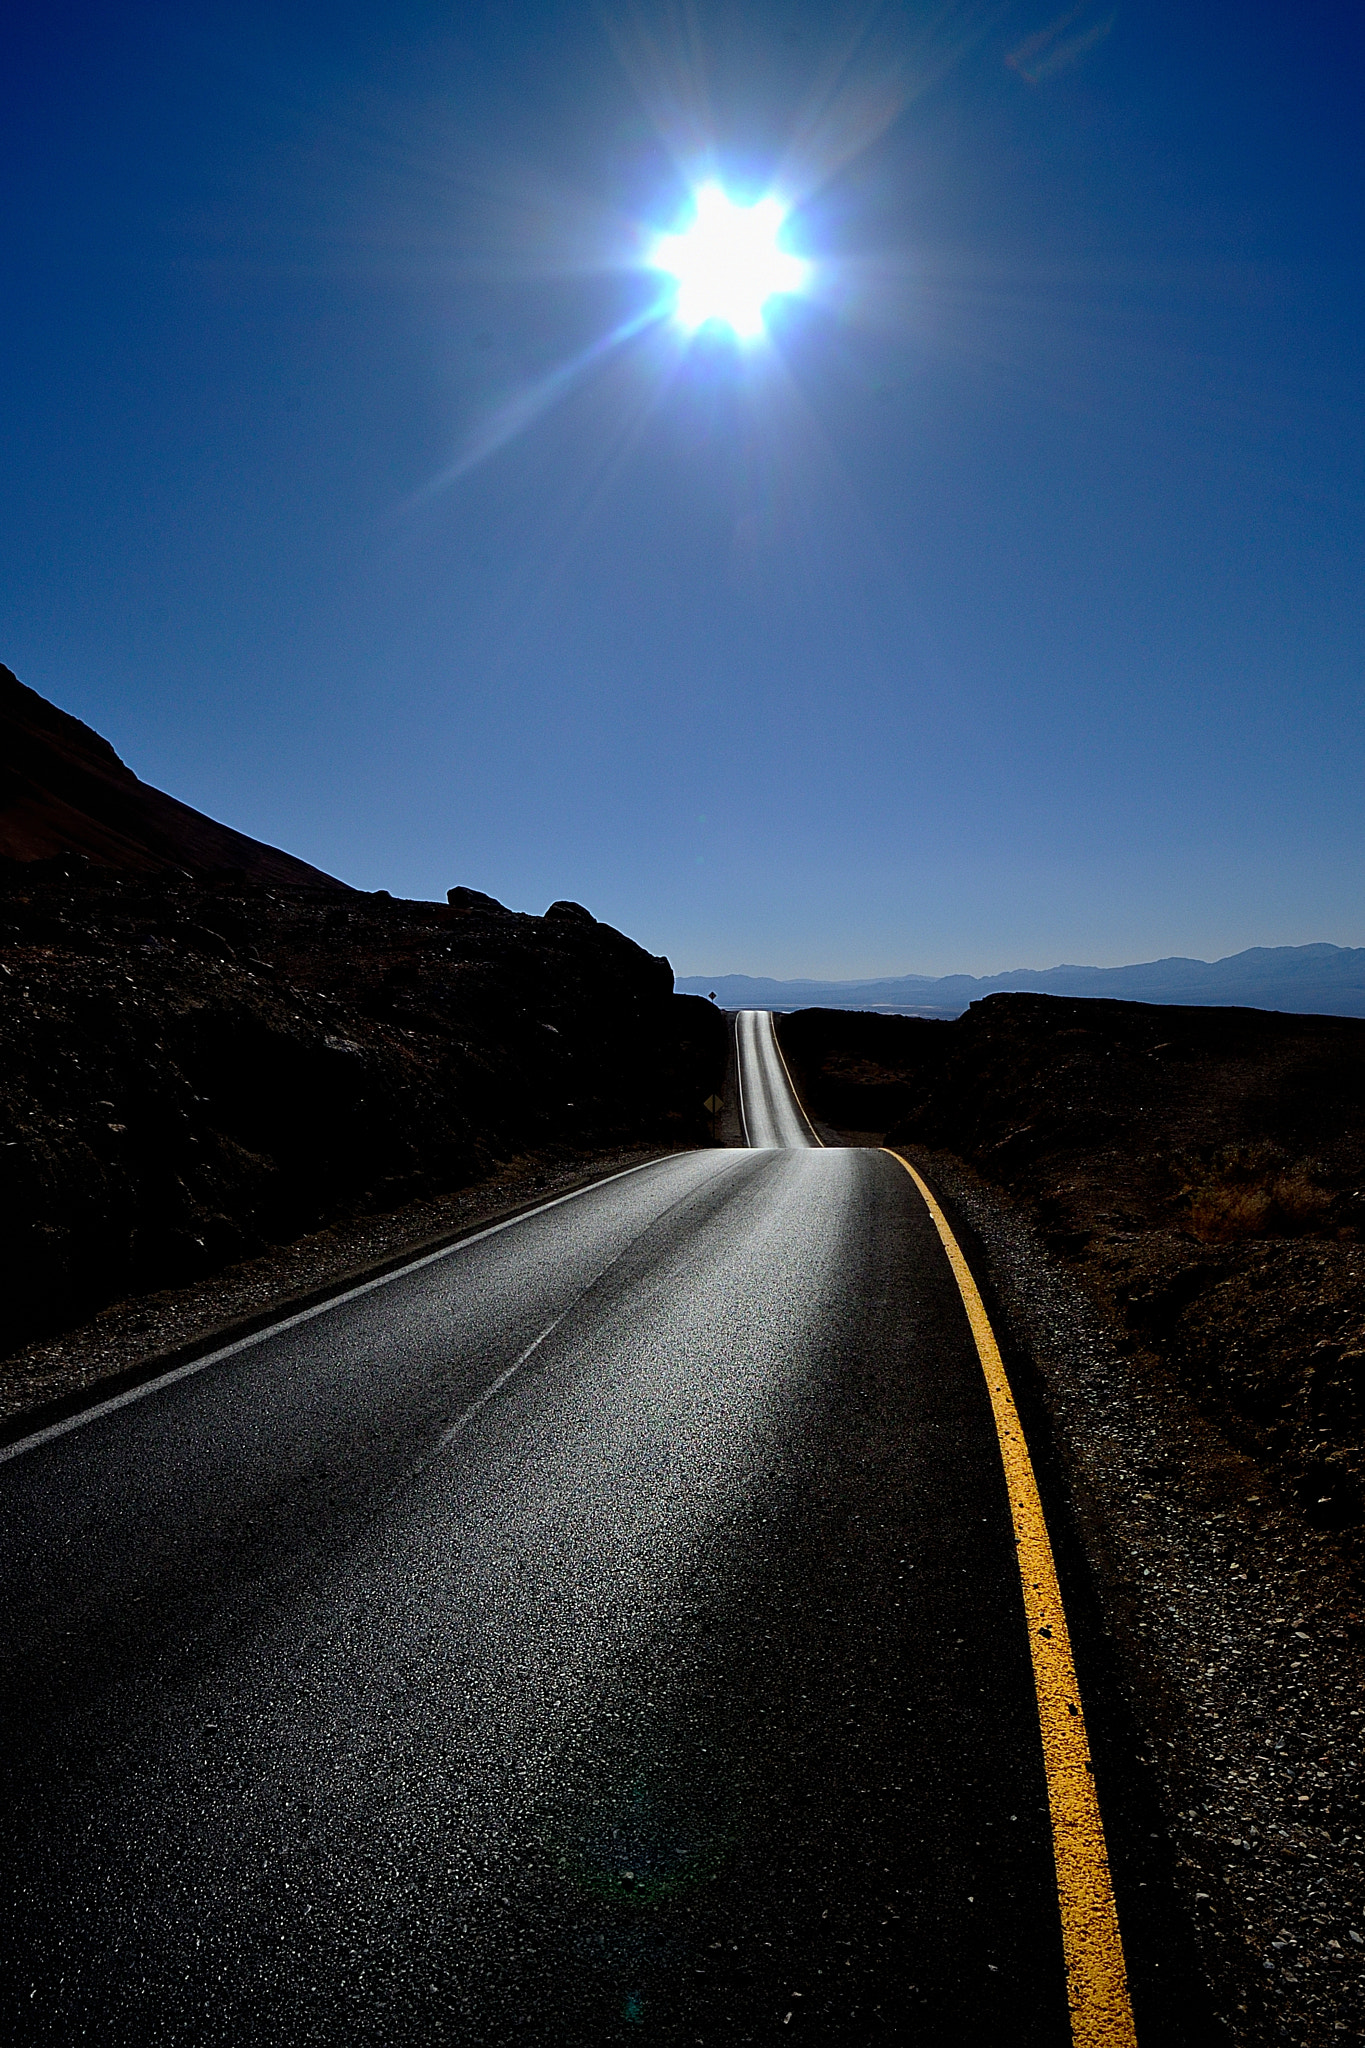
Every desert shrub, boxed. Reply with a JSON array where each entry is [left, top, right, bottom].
[[1181, 1145, 1334, 1242]]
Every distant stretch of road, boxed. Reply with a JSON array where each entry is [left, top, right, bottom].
[[735, 1005, 822, 1147], [0, 1014, 1201, 2044]]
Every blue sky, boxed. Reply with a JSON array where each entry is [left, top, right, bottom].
[[3, 1, 1362, 977]]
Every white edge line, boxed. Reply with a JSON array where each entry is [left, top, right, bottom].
[[0, 1155, 678, 1468]]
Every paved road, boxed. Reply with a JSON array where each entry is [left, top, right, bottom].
[[0, 1021, 1204, 2044], [735, 1008, 820, 1148]]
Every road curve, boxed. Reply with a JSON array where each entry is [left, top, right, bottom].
[[0, 1051, 1202, 2042], [734, 1007, 821, 1148]]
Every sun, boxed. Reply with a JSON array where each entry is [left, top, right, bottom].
[[650, 185, 809, 341]]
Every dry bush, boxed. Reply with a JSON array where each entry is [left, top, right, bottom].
[[1181, 1147, 1334, 1243]]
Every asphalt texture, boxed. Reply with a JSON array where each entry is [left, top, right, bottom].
[[0, 1019, 1206, 2045]]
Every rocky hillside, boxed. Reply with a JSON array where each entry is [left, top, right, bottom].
[[0, 662, 345, 886], [778, 998, 1365, 1553]]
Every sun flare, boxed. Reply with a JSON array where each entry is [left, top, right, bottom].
[[650, 184, 808, 340]]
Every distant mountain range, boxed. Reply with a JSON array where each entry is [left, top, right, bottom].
[[676, 946, 1365, 1021]]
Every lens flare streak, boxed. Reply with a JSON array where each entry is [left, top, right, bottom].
[[417, 297, 669, 501]]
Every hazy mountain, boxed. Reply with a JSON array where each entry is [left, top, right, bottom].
[[677, 945, 1365, 1021], [0, 664, 347, 890]]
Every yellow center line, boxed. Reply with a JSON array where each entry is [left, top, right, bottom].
[[884, 1149, 1138, 2048]]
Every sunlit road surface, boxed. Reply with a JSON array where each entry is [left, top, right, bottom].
[[735, 1007, 821, 1147], [0, 1032, 1204, 2044]]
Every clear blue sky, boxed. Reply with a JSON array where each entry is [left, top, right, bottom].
[[4, 2, 1362, 977]]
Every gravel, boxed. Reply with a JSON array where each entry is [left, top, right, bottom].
[[909, 1144, 1365, 2047]]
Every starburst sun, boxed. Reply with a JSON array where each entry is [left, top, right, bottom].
[[650, 184, 809, 340]]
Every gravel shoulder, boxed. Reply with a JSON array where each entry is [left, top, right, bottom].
[[901, 1142, 1365, 2048]]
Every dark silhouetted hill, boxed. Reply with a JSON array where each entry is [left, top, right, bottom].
[[0, 863, 725, 1346], [0, 663, 347, 890]]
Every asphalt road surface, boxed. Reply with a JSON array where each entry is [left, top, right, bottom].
[[735, 1009, 820, 1148], [0, 1015, 1208, 2044]]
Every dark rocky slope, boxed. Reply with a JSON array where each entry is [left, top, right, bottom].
[[777, 998, 1365, 1555], [0, 662, 345, 887]]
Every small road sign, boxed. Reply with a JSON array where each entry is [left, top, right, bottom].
[[704, 1095, 723, 1114]]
